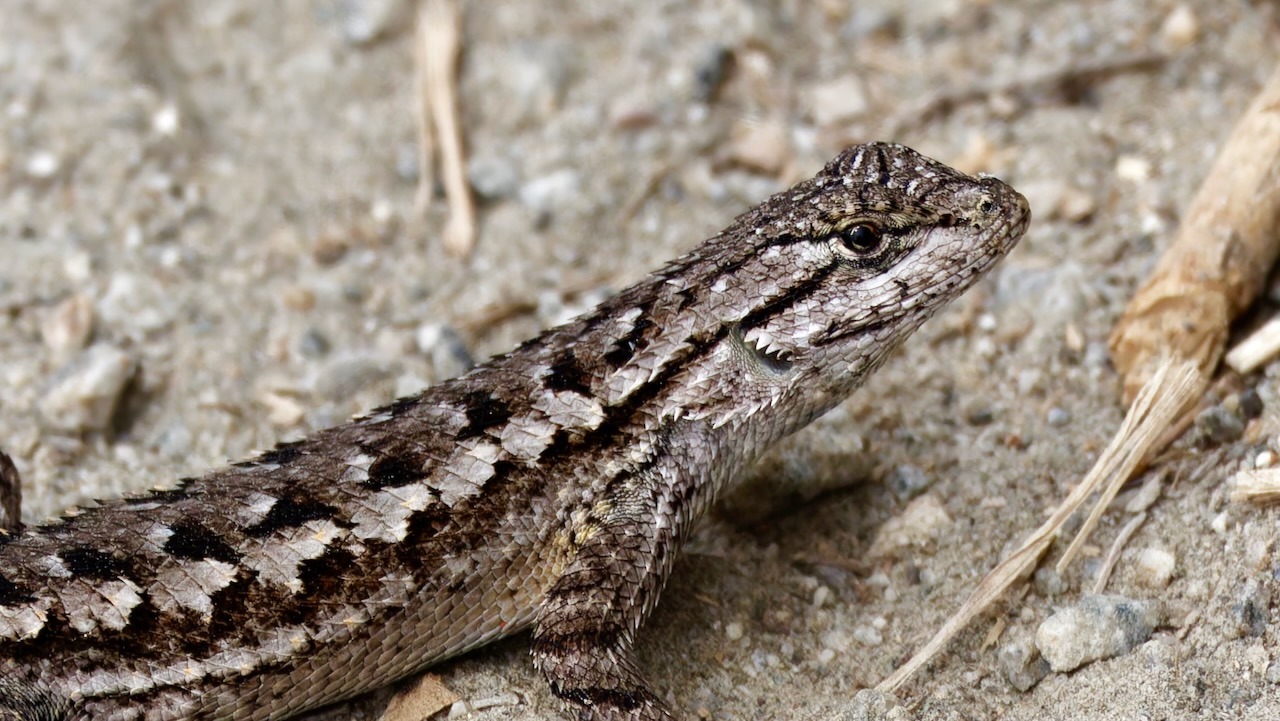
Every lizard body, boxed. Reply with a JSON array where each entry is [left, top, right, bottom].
[[0, 143, 1030, 720]]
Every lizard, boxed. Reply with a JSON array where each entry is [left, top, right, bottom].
[[0, 142, 1030, 721]]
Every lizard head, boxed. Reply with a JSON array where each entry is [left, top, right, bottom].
[[691, 142, 1030, 425]]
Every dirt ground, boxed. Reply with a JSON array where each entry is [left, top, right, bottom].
[[2, 1, 1278, 719]]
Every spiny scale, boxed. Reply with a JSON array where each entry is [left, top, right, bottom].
[[0, 143, 1029, 720]]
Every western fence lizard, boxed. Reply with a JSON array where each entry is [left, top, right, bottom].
[[0, 142, 1030, 720]]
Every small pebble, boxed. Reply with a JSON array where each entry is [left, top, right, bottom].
[[966, 405, 995, 426], [728, 120, 790, 175], [812, 585, 831, 608], [998, 636, 1050, 691], [312, 354, 393, 402], [1195, 405, 1245, 445], [1115, 155, 1150, 183], [1016, 368, 1043, 395], [1056, 185, 1097, 222], [1046, 407, 1070, 427], [1267, 661, 1280, 684], [1231, 579, 1271, 638], [335, 0, 404, 45], [99, 273, 172, 334], [1256, 450, 1276, 469], [416, 323, 474, 381], [885, 463, 930, 500], [1123, 474, 1163, 513], [1237, 388, 1265, 419], [39, 345, 138, 433], [1035, 594, 1161, 672], [1160, 4, 1200, 49], [1033, 567, 1066, 597], [852, 625, 883, 647], [821, 628, 853, 653], [870, 494, 952, 553], [842, 689, 907, 721], [467, 154, 521, 200], [42, 294, 95, 357], [520, 169, 582, 214], [260, 391, 307, 427], [807, 76, 870, 126], [1135, 547, 1176, 588], [725, 622, 745, 641], [152, 103, 180, 136], [693, 44, 734, 102], [1211, 510, 1229, 535], [25, 150, 60, 178], [298, 328, 331, 359], [470, 693, 521, 710]]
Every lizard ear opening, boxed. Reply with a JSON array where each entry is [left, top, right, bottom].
[[731, 324, 796, 376]]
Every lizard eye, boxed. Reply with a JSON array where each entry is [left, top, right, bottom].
[[833, 222, 882, 256]]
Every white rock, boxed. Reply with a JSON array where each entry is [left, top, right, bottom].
[[1035, 595, 1161, 672], [1161, 5, 1200, 49], [1134, 547, 1176, 588], [725, 621, 745, 641]]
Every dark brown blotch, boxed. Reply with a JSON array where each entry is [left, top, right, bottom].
[[246, 496, 337, 538], [60, 546, 133, 581], [163, 518, 241, 565], [545, 351, 593, 396], [368, 394, 423, 419], [365, 452, 429, 491], [0, 573, 33, 607], [457, 391, 514, 439], [253, 440, 306, 466]]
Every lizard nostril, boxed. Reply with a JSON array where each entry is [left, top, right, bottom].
[[977, 197, 996, 214]]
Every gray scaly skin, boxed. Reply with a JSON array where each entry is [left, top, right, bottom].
[[0, 143, 1030, 721]]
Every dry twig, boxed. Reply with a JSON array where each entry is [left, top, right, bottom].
[[1090, 512, 1146, 595], [417, 0, 476, 256]]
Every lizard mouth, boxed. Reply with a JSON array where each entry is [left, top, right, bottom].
[[731, 324, 795, 375]]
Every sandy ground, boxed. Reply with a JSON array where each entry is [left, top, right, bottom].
[[2, 1, 1278, 719]]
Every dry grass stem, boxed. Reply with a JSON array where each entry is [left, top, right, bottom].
[[418, 0, 475, 256], [412, 6, 435, 214]]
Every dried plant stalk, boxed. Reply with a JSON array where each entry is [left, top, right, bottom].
[[418, 0, 475, 257], [1109, 67, 1280, 403]]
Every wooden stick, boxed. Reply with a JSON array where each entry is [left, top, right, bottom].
[[1109, 67, 1280, 403]]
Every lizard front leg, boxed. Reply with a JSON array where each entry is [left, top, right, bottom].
[[531, 442, 716, 721]]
